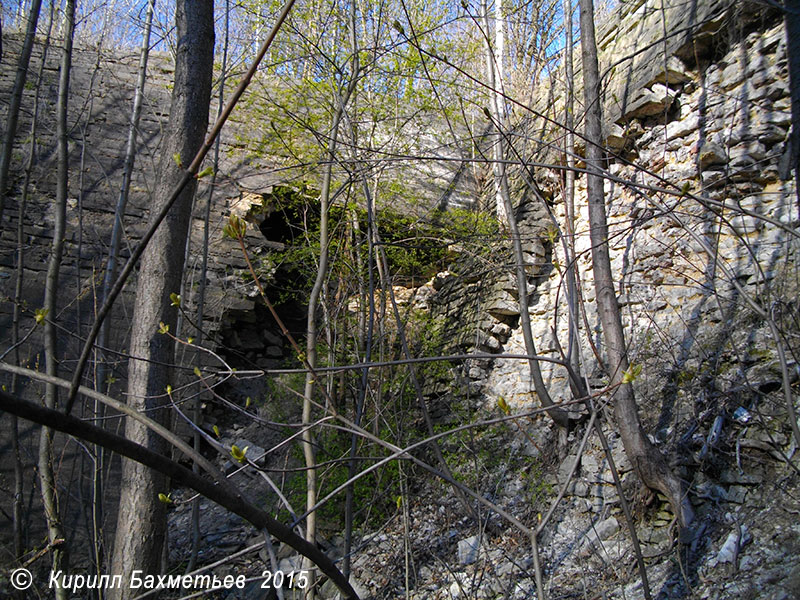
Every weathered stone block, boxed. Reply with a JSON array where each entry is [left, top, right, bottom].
[[721, 61, 746, 89], [457, 535, 481, 565], [605, 122, 628, 151], [623, 84, 676, 120], [648, 56, 693, 86], [486, 289, 519, 317], [666, 114, 700, 141], [698, 142, 727, 168]]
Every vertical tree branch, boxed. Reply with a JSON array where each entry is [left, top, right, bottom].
[[40, 2, 76, 595], [0, 0, 42, 222]]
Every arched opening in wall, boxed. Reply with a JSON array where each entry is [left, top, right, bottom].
[[207, 184, 503, 416], [209, 187, 316, 407], [205, 184, 344, 413]]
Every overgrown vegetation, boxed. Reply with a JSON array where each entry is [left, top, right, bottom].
[[247, 184, 501, 298], [1, 2, 798, 599]]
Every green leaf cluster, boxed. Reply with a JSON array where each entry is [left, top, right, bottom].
[[243, 186, 498, 308]]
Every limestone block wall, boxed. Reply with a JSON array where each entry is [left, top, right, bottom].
[[406, 1, 797, 432], [0, 34, 280, 394], [425, 194, 554, 403], [483, 3, 797, 441], [0, 30, 481, 397], [0, 0, 795, 422]]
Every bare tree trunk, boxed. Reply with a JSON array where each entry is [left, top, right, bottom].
[[578, 0, 694, 529], [10, 390, 25, 563], [302, 59, 358, 596], [502, 184, 570, 427], [66, 25, 111, 580], [108, 1, 214, 596], [96, 0, 155, 392], [0, 0, 42, 222], [482, 0, 508, 226], [561, 0, 587, 401], [343, 202, 373, 579], [91, 0, 155, 579], [187, 0, 230, 575], [39, 2, 75, 596], [495, 0, 505, 105], [10, 3, 54, 564], [482, 0, 569, 427], [782, 0, 800, 216]]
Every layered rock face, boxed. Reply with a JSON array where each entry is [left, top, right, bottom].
[[0, 37, 299, 389], [356, 3, 799, 598], [426, 0, 796, 416]]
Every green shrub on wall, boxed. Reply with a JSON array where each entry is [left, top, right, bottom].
[[245, 185, 501, 295]]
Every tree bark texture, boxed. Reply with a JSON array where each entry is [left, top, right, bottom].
[[482, 0, 508, 226], [109, 1, 214, 595], [578, 0, 694, 529], [0, 0, 42, 222]]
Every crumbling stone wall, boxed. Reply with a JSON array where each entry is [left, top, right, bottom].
[[417, 5, 797, 593], [0, 35, 281, 392], [490, 1, 795, 406], [424, 0, 796, 426]]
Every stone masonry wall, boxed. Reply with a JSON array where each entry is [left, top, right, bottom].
[[392, 1, 798, 435], [474, 4, 799, 563], [1, 2, 797, 596], [418, 5, 798, 593], [417, 0, 796, 416], [0, 30, 480, 397], [486, 0, 796, 411], [0, 34, 282, 394], [1, 1, 794, 466]]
